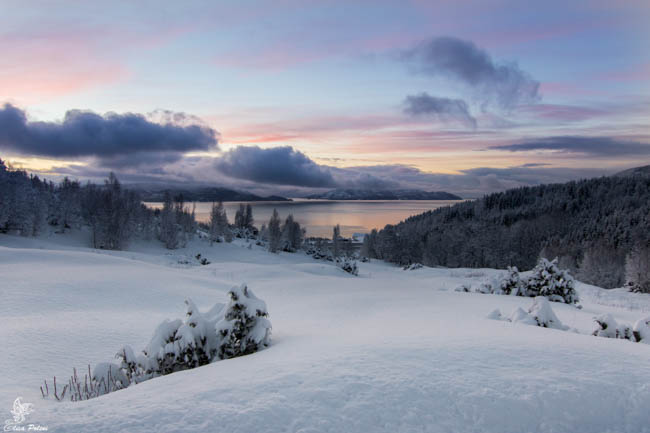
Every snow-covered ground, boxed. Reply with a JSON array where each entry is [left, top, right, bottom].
[[1, 231, 650, 433]]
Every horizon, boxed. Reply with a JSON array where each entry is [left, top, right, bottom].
[[1, 1, 649, 198]]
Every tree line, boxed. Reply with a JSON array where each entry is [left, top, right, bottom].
[[362, 173, 650, 291], [0, 158, 309, 254], [0, 159, 196, 250]]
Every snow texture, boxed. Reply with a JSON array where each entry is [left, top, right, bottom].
[[1, 232, 650, 433]]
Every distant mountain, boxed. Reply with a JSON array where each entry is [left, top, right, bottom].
[[136, 187, 291, 202], [305, 189, 462, 200], [615, 165, 650, 177]]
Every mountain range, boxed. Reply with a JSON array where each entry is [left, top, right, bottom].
[[305, 189, 462, 200]]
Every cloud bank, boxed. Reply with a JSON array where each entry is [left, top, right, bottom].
[[403, 93, 476, 128], [209, 145, 612, 197], [0, 103, 219, 167], [401, 36, 540, 109], [489, 136, 650, 156], [214, 146, 337, 187]]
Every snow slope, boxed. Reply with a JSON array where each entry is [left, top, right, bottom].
[[1, 232, 650, 433]]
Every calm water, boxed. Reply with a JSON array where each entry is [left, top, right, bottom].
[[145, 199, 462, 238]]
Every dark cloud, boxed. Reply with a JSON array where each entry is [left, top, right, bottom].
[[0, 103, 218, 166], [401, 37, 540, 109], [403, 93, 476, 128], [215, 146, 337, 187], [489, 136, 650, 156], [517, 163, 551, 168]]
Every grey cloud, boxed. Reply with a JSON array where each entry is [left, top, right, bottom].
[[489, 136, 650, 156], [347, 164, 612, 197], [215, 145, 337, 188], [403, 93, 476, 128], [0, 103, 219, 166], [401, 36, 540, 109]]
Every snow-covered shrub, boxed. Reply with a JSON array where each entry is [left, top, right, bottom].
[[44, 285, 272, 402], [498, 297, 568, 330], [336, 257, 359, 276], [509, 307, 538, 326], [499, 266, 522, 296], [92, 363, 129, 395], [527, 297, 568, 330], [592, 314, 635, 341], [474, 282, 493, 294], [454, 283, 472, 293], [486, 309, 502, 320], [195, 253, 211, 265], [523, 258, 578, 304], [216, 284, 272, 360], [633, 317, 650, 343], [132, 298, 225, 377], [403, 263, 423, 271]]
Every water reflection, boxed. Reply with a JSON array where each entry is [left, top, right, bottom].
[[145, 199, 462, 238]]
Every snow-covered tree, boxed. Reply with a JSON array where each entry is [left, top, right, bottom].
[[578, 244, 625, 289], [234, 204, 245, 230], [244, 204, 254, 229], [216, 284, 272, 359], [281, 214, 303, 252], [625, 244, 650, 293], [159, 191, 181, 249], [499, 266, 522, 295], [523, 258, 578, 304], [360, 233, 373, 260], [267, 209, 282, 253], [209, 201, 230, 244], [332, 224, 341, 258]]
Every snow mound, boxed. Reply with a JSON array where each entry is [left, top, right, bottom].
[[633, 317, 650, 343], [592, 314, 635, 341], [498, 297, 569, 330]]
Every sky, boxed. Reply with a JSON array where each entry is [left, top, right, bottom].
[[0, 0, 649, 197]]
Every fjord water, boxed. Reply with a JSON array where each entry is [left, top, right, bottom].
[[146, 199, 462, 238]]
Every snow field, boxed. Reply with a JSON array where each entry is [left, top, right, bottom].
[[1, 232, 650, 432]]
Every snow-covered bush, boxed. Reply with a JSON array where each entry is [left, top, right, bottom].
[[499, 266, 522, 295], [132, 298, 224, 377], [195, 253, 210, 265], [523, 258, 578, 304], [486, 309, 502, 320], [92, 363, 129, 395], [217, 284, 272, 359], [336, 257, 359, 276], [43, 285, 272, 401], [491, 297, 568, 331], [508, 307, 538, 326], [633, 317, 650, 343], [475, 282, 493, 294], [592, 314, 635, 341], [454, 283, 472, 293], [403, 263, 423, 271], [527, 297, 568, 330]]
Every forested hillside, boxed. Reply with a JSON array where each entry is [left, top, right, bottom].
[[363, 170, 650, 290]]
